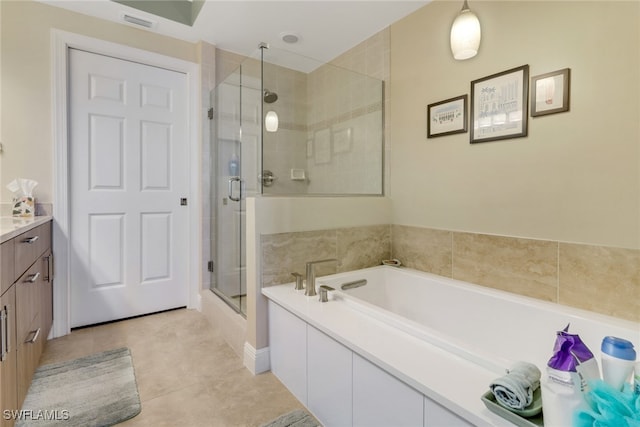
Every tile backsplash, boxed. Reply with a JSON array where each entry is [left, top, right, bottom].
[[261, 224, 639, 323], [261, 224, 390, 287]]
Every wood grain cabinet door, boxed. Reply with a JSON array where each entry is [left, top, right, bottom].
[[0, 285, 17, 427], [15, 262, 43, 407]]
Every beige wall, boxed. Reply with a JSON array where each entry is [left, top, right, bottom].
[[389, 1, 640, 250], [0, 0, 198, 203]]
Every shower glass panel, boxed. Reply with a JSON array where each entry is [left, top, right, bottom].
[[259, 47, 384, 196], [209, 57, 261, 315], [209, 46, 384, 313]]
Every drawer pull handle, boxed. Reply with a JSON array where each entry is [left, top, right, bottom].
[[44, 255, 54, 282], [25, 328, 40, 344], [0, 308, 7, 362], [23, 236, 39, 244], [4, 306, 10, 355], [26, 272, 40, 283]]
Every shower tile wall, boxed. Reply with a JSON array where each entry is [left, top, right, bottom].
[[305, 29, 389, 194], [260, 28, 389, 195], [262, 65, 308, 194], [331, 29, 391, 195], [260, 224, 639, 323]]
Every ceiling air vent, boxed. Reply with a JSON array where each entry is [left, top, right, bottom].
[[122, 13, 156, 29]]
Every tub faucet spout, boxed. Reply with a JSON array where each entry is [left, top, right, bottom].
[[305, 258, 337, 297]]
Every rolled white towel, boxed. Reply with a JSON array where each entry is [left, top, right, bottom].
[[489, 362, 541, 410]]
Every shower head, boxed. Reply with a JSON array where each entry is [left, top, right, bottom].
[[263, 89, 278, 104]]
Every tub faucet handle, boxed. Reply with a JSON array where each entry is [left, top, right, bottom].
[[291, 272, 304, 291], [319, 285, 334, 303]]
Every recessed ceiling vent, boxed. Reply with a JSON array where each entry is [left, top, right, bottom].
[[122, 13, 156, 28]]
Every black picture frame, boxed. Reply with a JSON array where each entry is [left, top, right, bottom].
[[470, 65, 529, 143], [531, 68, 570, 117], [427, 95, 468, 138]]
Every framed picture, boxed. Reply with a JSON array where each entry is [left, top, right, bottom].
[[531, 68, 570, 117], [470, 65, 529, 144], [427, 95, 467, 138]]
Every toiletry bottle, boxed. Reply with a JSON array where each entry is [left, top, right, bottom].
[[541, 325, 599, 427], [601, 336, 636, 391], [228, 154, 239, 176]]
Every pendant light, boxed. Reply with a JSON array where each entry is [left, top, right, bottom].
[[265, 111, 278, 132], [450, 0, 481, 60]]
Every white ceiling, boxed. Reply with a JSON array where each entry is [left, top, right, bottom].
[[37, 0, 430, 65]]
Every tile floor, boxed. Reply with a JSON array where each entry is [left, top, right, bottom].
[[40, 308, 304, 426]]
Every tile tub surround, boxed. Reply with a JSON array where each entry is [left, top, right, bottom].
[[452, 233, 558, 303], [559, 243, 640, 322], [261, 224, 639, 322], [394, 225, 639, 323], [261, 224, 391, 287]]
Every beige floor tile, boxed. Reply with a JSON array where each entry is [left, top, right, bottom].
[[39, 308, 304, 427]]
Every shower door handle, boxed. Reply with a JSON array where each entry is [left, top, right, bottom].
[[228, 177, 242, 202]]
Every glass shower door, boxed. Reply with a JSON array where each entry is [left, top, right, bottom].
[[210, 63, 261, 315]]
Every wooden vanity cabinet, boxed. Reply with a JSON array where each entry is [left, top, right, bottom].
[[1, 240, 14, 295], [0, 284, 17, 427], [0, 221, 53, 426]]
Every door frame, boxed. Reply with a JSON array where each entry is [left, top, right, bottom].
[[51, 29, 201, 338]]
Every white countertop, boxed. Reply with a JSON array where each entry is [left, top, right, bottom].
[[263, 283, 517, 427], [0, 216, 52, 243]]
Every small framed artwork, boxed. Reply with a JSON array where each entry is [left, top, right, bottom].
[[470, 65, 529, 144], [531, 68, 570, 117], [427, 95, 467, 138]]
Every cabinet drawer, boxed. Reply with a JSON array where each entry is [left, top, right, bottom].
[[15, 261, 46, 409], [1, 240, 15, 295], [16, 312, 40, 407], [14, 222, 51, 280], [15, 263, 42, 343]]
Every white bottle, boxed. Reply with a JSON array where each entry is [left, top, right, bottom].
[[541, 369, 584, 427], [601, 336, 636, 391]]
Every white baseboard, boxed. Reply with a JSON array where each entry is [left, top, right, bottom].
[[190, 292, 202, 311], [243, 342, 270, 375]]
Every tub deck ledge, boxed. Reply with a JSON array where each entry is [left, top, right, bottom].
[[262, 283, 514, 427]]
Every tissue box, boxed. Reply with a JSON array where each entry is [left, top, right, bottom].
[[12, 196, 35, 217]]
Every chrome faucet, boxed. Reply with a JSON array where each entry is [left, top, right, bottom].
[[304, 258, 337, 297]]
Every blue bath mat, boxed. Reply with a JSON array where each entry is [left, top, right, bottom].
[[260, 409, 320, 427]]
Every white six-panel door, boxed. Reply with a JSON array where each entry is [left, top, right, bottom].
[[69, 48, 189, 327]]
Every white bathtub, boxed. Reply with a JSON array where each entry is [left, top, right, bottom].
[[318, 266, 639, 375], [263, 265, 639, 426]]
